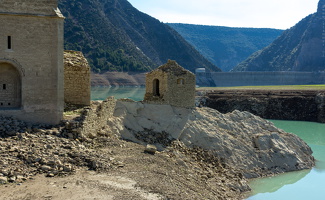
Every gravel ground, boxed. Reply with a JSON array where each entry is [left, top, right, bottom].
[[0, 116, 248, 200]]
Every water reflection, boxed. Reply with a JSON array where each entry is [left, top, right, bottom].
[[91, 86, 146, 101], [248, 169, 310, 195], [247, 120, 325, 200]]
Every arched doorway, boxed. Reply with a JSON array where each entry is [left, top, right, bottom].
[[0, 63, 21, 108], [153, 79, 160, 96]]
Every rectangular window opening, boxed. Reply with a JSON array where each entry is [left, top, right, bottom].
[[7, 36, 12, 49], [3, 84, 6, 90]]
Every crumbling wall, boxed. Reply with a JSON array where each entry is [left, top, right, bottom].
[[63, 97, 117, 139], [64, 50, 91, 106], [144, 60, 196, 108]]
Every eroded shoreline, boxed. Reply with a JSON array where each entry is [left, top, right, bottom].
[[0, 100, 316, 199]]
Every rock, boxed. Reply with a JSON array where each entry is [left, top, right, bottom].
[[16, 175, 25, 180], [8, 176, 16, 182], [63, 165, 72, 172], [144, 144, 157, 154], [0, 177, 8, 184], [41, 165, 52, 172], [47, 173, 55, 177]]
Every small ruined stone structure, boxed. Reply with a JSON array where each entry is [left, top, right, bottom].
[[0, 0, 64, 124], [144, 60, 195, 108], [64, 51, 91, 106]]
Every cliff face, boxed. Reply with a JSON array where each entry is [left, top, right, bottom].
[[201, 90, 325, 123], [233, 0, 325, 72]]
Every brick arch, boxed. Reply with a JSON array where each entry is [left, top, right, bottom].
[[0, 62, 22, 108]]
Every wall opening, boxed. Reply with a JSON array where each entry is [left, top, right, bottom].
[[153, 79, 160, 96], [7, 36, 12, 50], [0, 63, 21, 108], [177, 78, 185, 85]]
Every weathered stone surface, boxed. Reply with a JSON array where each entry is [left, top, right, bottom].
[[0, 0, 64, 125], [108, 101, 315, 177], [144, 60, 196, 108], [0, 177, 8, 184], [144, 144, 157, 154], [200, 90, 325, 123], [64, 50, 91, 106], [0, 115, 118, 184]]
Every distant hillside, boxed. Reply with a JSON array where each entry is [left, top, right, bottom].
[[58, 0, 219, 73], [233, 0, 325, 72], [168, 23, 283, 71]]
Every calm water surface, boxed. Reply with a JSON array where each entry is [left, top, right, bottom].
[[91, 87, 325, 199], [91, 86, 146, 101], [247, 120, 325, 200]]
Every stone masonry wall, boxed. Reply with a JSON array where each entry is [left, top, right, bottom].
[[144, 70, 168, 103], [80, 97, 116, 138], [0, 2, 64, 125], [63, 97, 117, 139], [166, 72, 196, 108], [0, 0, 58, 16], [144, 60, 196, 108], [64, 51, 90, 106]]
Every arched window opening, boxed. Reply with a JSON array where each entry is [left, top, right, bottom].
[[177, 78, 185, 85], [0, 63, 21, 109], [153, 79, 160, 97]]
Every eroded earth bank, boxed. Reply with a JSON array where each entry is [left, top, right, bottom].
[[0, 99, 315, 199], [198, 90, 325, 123]]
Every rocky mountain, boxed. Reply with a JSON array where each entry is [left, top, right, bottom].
[[168, 23, 283, 72], [233, 0, 325, 72], [58, 0, 219, 73]]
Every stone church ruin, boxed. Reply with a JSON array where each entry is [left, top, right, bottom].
[[64, 51, 91, 106], [144, 60, 196, 108], [0, 0, 64, 124]]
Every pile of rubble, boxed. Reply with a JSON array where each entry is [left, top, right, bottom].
[[0, 116, 122, 184]]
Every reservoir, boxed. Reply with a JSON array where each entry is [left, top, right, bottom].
[[91, 87, 325, 199], [91, 86, 146, 101], [247, 120, 325, 200]]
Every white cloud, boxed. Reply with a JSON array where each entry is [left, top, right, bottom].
[[128, 0, 319, 29]]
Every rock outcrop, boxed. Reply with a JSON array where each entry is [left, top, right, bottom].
[[107, 101, 315, 178], [200, 90, 325, 123]]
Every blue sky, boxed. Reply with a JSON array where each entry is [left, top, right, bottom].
[[127, 0, 320, 29]]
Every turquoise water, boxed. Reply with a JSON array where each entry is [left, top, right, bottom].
[[247, 120, 325, 200], [91, 86, 146, 101]]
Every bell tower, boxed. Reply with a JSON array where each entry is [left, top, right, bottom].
[[0, 0, 65, 124]]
